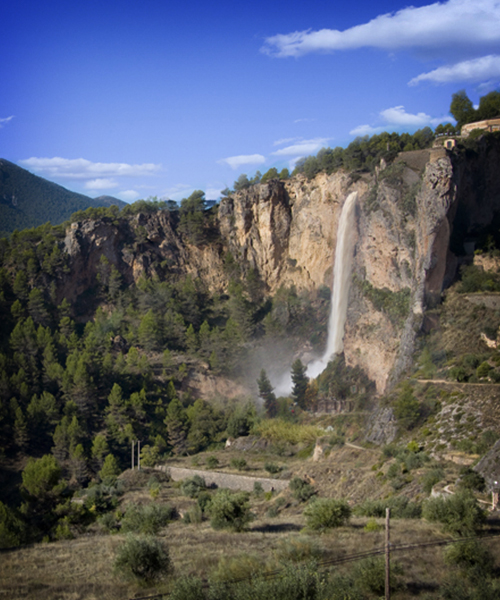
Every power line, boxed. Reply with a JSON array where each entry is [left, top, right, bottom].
[[127, 530, 500, 600]]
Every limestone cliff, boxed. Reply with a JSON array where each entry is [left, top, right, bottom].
[[217, 138, 500, 393], [59, 136, 500, 394]]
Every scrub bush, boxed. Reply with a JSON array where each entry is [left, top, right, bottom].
[[114, 535, 172, 583], [303, 498, 351, 531]]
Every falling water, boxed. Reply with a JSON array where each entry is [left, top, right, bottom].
[[307, 190, 358, 379]]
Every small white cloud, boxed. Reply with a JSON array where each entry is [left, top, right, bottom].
[[262, 0, 500, 58], [380, 106, 433, 127], [349, 124, 384, 136], [409, 54, 500, 85], [272, 138, 329, 157], [350, 105, 446, 138], [293, 118, 316, 124], [273, 137, 299, 146], [84, 178, 118, 190], [19, 157, 162, 179], [0, 116, 14, 128], [117, 190, 140, 202], [164, 183, 192, 198], [218, 154, 266, 170], [205, 187, 223, 200]]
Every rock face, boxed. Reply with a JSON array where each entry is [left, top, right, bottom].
[[59, 137, 500, 394]]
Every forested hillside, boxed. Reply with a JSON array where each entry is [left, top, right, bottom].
[[0, 159, 125, 237]]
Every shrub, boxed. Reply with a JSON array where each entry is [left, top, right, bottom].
[[230, 458, 247, 471], [422, 490, 485, 536], [275, 536, 322, 563], [181, 475, 206, 498], [206, 455, 219, 469], [445, 539, 494, 578], [303, 498, 351, 531], [207, 489, 253, 532], [289, 477, 316, 502], [422, 467, 445, 495], [476, 361, 492, 378], [354, 496, 421, 519], [364, 518, 382, 532], [354, 556, 403, 596], [230, 562, 323, 600], [183, 504, 203, 524], [54, 517, 74, 540], [264, 462, 282, 475], [253, 481, 264, 496], [457, 467, 486, 492], [97, 511, 120, 533], [169, 576, 207, 600], [393, 381, 420, 429], [147, 476, 161, 499], [266, 506, 279, 518], [254, 419, 323, 445], [211, 553, 264, 582], [114, 535, 172, 583], [121, 503, 174, 535], [196, 491, 212, 512]]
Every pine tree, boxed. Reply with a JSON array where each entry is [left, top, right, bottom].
[[69, 443, 88, 484], [105, 383, 131, 445], [91, 433, 109, 470], [99, 453, 121, 480], [291, 359, 309, 409], [164, 396, 188, 455], [257, 369, 277, 418]]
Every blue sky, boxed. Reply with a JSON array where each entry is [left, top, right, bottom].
[[1, 0, 500, 202]]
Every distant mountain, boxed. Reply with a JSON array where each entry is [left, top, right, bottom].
[[93, 195, 125, 206], [0, 159, 127, 236]]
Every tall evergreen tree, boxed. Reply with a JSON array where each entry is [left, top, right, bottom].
[[257, 369, 277, 418], [291, 359, 309, 409], [164, 396, 188, 455]]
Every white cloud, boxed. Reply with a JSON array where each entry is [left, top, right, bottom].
[[117, 190, 140, 202], [262, 0, 500, 58], [409, 54, 500, 85], [272, 138, 329, 157], [84, 178, 118, 190], [350, 105, 449, 137], [19, 157, 162, 179], [273, 137, 299, 146], [218, 154, 266, 170], [205, 187, 223, 200], [380, 106, 433, 127], [0, 116, 14, 128], [349, 124, 384, 136]]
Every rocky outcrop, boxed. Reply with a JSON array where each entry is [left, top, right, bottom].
[[59, 137, 500, 394], [365, 406, 397, 445]]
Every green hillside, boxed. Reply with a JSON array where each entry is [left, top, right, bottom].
[[0, 159, 126, 237]]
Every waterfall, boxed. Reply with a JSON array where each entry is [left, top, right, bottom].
[[307, 190, 358, 379]]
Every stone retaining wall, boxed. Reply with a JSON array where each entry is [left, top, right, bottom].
[[154, 465, 289, 493]]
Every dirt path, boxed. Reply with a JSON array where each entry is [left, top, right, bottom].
[[344, 441, 366, 451], [416, 378, 500, 389]]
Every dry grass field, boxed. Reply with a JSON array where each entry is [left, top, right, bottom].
[[2, 440, 500, 600], [0, 513, 460, 600]]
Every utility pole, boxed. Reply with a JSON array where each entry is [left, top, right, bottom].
[[131, 440, 135, 470], [138, 440, 141, 470], [385, 507, 391, 600]]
